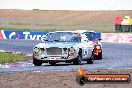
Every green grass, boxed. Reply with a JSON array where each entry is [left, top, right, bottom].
[[9, 22, 31, 26], [9, 22, 81, 26], [0, 21, 115, 32], [0, 27, 58, 32], [2, 26, 132, 33], [2, 23, 132, 33], [1, 27, 31, 31], [0, 52, 31, 64], [43, 29, 57, 32], [35, 23, 58, 26]]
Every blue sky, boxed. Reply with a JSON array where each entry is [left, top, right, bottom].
[[0, 0, 131, 10]]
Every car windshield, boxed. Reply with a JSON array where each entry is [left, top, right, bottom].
[[84, 32, 97, 41], [45, 32, 81, 42]]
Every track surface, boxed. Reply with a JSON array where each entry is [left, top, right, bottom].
[[0, 39, 132, 73]]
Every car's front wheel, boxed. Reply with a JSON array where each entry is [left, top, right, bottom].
[[33, 59, 42, 66], [73, 55, 82, 65], [87, 53, 94, 64]]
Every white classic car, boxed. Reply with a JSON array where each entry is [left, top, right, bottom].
[[32, 32, 95, 66]]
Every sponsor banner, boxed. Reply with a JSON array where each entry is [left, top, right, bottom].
[[0, 30, 5, 39], [101, 33, 132, 43], [0, 30, 48, 40], [0, 30, 3, 39], [0, 30, 101, 41], [1, 30, 132, 43]]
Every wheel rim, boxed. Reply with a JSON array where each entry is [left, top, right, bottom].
[[91, 54, 94, 60]]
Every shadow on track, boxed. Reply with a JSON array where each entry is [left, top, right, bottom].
[[43, 62, 89, 66]]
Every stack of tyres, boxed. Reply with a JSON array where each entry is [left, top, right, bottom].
[[128, 18, 132, 32], [113, 16, 132, 32], [121, 16, 130, 32], [113, 16, 123, 32], [115, 25, 122, 32]]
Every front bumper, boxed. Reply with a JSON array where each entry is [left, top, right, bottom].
[[33, 55, 76, 63], [94, 49, 102, 56]]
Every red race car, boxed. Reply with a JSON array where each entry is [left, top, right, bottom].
[[83, 32, 102, 60]]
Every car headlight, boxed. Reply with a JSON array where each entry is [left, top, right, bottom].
[[96, 45, 101, 49], [69, 47, 75, 54], [33, 47, 40, 53]]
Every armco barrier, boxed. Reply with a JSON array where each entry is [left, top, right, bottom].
[[101, 33, 132, 43], [0, 30, 48, 40]]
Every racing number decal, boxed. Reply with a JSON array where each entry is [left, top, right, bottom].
[[82, 43, 89, 57], [84, 51, 87, 56], [83, 48, 88, 57]]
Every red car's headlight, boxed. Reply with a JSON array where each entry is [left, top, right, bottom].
[[96, 45, 101, 49]]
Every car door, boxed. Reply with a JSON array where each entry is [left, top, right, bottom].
[[81, 34, 93, 59]]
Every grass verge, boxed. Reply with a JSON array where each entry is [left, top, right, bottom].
[[0, 52, 31, 64], [0, 27, 58, 32], [9, 22, 81, 26]]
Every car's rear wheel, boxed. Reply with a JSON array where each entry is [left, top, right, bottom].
[[87, 53, 94, 64], [73, 55, 82, 65], [49, 62, 56, 66], [33, 59, 42, 66]]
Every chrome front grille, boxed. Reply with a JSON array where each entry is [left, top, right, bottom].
[[46, 47, 62, 55]]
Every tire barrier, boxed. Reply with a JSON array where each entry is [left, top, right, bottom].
[[113, 16, 132, 32]]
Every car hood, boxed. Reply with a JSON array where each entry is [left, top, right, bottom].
[[35, 42, 78, 48], [91, 40, 102, 47]]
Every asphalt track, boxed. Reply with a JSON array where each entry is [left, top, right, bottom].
[[0, 39, 132, 73]]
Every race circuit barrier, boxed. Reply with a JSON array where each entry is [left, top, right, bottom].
[[0, 30, 101, 41], [0, 30, 48, 40], [101, 33, 132, 43], [0, 30, 132, 43]]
